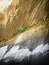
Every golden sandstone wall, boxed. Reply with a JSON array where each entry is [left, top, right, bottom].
[[0, 0, 49, 46]]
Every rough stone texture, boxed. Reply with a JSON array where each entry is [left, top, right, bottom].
[[0, 0, 49, 46]]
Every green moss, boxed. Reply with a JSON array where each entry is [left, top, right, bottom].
[[37, 17, 44, 23], [14, 23, 36, 36], [14, 28, 26, 35], [14, 18, 45, 36]]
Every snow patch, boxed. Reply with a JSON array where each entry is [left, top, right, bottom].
[[0, 43, 49, 62], [0, 46, 7, 60]]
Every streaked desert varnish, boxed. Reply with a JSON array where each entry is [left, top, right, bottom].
[[0, 0, 12, 25], [0, 0, 49, 46]]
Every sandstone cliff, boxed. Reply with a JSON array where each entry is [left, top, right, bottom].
[[0, 0, 49, 46]]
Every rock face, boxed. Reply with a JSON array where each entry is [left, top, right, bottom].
[[0, 0, 49, 46]]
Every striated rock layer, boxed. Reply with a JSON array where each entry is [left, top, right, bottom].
[[0, 0, 49, 46]]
